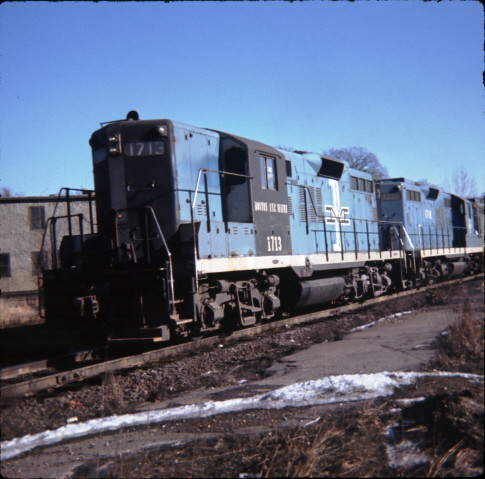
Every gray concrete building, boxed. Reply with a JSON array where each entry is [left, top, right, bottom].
[[0, 194, 96, 324]]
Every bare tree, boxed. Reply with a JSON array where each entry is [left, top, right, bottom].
[[322, 147, 389, 179], [0, 187, 13, 197], [445, 167, 478, 198]]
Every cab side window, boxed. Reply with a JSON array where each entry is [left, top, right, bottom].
[[220, 139, 252, 223], [260, 154, 277, 190]]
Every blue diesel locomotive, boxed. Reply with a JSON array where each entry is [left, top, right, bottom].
[[42, 112, 484, 341]]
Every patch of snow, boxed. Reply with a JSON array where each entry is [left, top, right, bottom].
[[1, 371, 482, 461], [385, 438, 429, 468], [395, 397, 427, 405], [349, 310, 415, 333]]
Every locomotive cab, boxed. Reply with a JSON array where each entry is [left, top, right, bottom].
[[216, 132, 291, 257]]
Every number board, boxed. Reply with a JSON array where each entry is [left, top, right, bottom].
[[124, 141, 165, 157]]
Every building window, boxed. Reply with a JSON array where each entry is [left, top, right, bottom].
[[29, 206, 45, 229], [31, 251, 48, 275], [260, 154, 277, 190], [0, 253, 11, 278], [406, 190, 421, 202], [350, 176, 373, 194]]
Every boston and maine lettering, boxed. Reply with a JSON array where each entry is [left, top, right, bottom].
[[254, 201, 288, 214]]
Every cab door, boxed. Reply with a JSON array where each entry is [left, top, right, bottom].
[[219, 136, 252, 225], [217, 132, 291, 257], [250, 149, 291, 256], [451, 195, 466, 247]]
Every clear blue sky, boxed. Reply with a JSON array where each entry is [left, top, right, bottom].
[[1, 1, 484, 196]]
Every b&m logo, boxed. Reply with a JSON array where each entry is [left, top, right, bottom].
[[324, 180, 350, 251]]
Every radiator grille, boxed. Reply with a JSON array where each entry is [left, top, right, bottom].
[[287, 196, 293, 216], [299, 187, 323, 223]]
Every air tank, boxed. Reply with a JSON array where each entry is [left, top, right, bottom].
[[445, 261, 468, 277]]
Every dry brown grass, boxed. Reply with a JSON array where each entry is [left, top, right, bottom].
[[0, 301, 40, 328], [99, 370, 130, 415], [257, 404, 389, 478], [432, 301, 484, 374]]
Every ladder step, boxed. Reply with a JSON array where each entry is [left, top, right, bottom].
[[108, 325, 170, 343], [173, 318, 193, 325], [241, 316, 256, 326], [108, 337, 164, 343], [240, 304, 262, 313]]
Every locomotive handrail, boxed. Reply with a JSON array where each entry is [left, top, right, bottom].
[[37, 187, 95, 319], [144, 206, 176, 316], [397, 224, 416, 272], [45, 214, 85, 269], [63, 188, 95, 236], [112, 206, 176, 316], [415, 225, 468, 255], [394, 224, 413, 249], [191, 168, 253, 210], [297, 184, 406, 261], [191, 168, 254, 291], [296, 184, 404, 226], [39, 187, 96, 269]]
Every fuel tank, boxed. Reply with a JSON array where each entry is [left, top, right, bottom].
[[294, 277, 346, 309]]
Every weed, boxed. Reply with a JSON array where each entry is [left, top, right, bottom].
[[100, 370, 128, 415], [432, 302, 484, 374]]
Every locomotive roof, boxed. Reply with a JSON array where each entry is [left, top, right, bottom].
[[214, 129, 283, 158], [377, 177, 477, 202]]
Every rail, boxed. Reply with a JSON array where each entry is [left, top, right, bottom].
[[1, 274, 481, 399], [0, 349, 104, 381]]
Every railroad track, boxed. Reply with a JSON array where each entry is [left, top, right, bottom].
[[0, 349, 106, 381], [1, 274, 481, 399]]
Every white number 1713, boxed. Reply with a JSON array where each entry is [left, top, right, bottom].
[[267, 235, 282, 252]]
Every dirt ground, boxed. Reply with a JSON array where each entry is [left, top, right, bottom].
[[1, 278, 483, 478]]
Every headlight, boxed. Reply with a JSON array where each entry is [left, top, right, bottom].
[[155, 125, 168, 137], [108, 133, 121, 155]]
